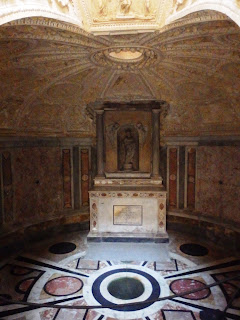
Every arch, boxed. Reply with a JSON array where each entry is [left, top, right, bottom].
[[167, 1, 240, 28], [0, 3, 82, 27]]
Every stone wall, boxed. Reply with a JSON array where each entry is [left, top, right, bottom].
[[13, 147, 63, 224], [196, 146, 240, 225], [0, 138, 239, 254], [166, 142, 240, 229], [0, 138, 93, 233]]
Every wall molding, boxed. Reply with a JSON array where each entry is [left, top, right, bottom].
[[163, 135, 240, 146], [0, 137, 94, 148]]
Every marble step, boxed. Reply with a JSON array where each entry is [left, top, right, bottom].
[[87, 232, 169, 243], [84, 242, 170, 262]]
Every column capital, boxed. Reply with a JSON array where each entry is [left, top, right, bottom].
[[95, 109, 104, 115], [152, 108, 161, 114]]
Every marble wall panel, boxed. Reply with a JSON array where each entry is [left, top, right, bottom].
[[168, 148, 178, 209], [62, 149, 72, 209], [1, 152, 14, 223], [81, 149, 89, 206], [196, 146, 240, 224], [13, 147, 63, 223], [187, 148, 196, 210]]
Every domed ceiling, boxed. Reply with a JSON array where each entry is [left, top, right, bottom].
[[0, 6, 239, 138]]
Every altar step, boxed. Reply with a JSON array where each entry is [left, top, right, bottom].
[[87, 232, 169, 243], [84, 241, 170, 262]]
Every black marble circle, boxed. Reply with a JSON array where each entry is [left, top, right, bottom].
[[180, 243, 208, 257], [92, 268, 161, 311], [108, 277, 144, 300], [49, 242, 76, 255]]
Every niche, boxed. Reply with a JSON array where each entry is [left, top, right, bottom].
[[117, 125, 139, 171]]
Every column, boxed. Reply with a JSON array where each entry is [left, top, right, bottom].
[[96, 110, 104, 176], [152, 109, 160, 177]]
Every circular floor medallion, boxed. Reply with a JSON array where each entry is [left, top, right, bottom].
[[49, 242, 76, 254], [107, 277, 145, 300], [92, 268, 160, 311], [83, 264, 169, 319], [180, 243, 209, 256], [170, 279, 211, 300], [44, 276, 83, 296]]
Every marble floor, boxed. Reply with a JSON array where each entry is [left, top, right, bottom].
[[0, 230, 239, 320]]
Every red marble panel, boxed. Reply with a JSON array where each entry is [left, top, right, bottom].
[[18, 278, 35, 293], [169, 148, 178, 209], [187, 148, 196, 210], [170, 278, 211, 300], [44, 276, 83, 296], [2, 152, 14, 223], [62, 149, 72, 208], [81, 149, 89, 206]]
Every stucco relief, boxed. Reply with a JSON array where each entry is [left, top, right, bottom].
[[172, 0, 188, 13], [91, 0, 157, 22], [1, 0, 240, 32], [54, 0, 71, 8]]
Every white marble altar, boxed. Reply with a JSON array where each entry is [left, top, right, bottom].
[[88, 183, 168, 243]]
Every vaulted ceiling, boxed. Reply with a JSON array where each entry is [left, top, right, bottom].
[[0, 8, 239, 138]]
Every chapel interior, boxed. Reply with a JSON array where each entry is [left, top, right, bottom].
[[0, 1, 240, 320]]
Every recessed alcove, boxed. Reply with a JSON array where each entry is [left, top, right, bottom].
[[0, 2, 240, 319]]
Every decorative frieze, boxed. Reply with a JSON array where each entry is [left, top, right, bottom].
[[89, 190, 167, 198], [94, 178, 163, 186]]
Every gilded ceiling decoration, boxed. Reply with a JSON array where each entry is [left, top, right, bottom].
[[1, 0, 240, 32], [91, 47, 159, 70], [0, 7, 239, 138]]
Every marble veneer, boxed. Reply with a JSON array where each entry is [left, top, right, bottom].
[[88, 178, 168, 243]]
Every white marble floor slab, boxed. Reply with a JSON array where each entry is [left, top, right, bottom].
[[84, 242, 170, 262]]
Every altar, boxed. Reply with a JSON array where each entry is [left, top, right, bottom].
[[87, 101, 169, 244]]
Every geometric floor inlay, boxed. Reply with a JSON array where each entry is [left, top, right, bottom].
[[0, 231, 239, 320]]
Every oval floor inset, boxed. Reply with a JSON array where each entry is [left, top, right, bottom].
[[49, 242, 76, 254], [44, 276, 83, 296]]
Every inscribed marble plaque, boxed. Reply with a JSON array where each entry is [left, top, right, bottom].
[[113, 205, 142, 225]]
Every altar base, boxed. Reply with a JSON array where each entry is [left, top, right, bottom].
[[88, 178, 168, 245]]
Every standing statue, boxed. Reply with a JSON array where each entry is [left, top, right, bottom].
[[55, 0, 70, 7], [98, 0, 107, 15], [145, 0, 150, 14], [119, 0, 132, 15], [172, 0, 185, 13], [123, 129, 136, 170]]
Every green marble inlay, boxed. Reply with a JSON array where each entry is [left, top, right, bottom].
[[107, 277, 144, 300]]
